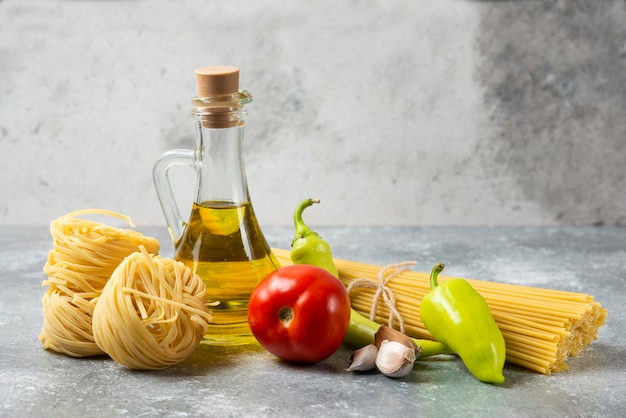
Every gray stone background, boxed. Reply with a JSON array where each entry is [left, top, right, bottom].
[[1, 0, 624, 227]]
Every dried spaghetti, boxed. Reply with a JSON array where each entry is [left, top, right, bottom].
[[271, 248, 607, 375], [92, 246, 211, 370], [40, 209, 160, 357]]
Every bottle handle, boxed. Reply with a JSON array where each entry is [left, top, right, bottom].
[[152, 149, 195, 245]]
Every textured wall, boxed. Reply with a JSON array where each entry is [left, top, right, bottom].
[[1, 0, 624, 227]]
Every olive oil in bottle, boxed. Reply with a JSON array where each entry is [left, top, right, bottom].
[[153, 66, 280, 345], [175, 201, 279, 345]]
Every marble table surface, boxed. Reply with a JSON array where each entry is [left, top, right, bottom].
[[1, 225, 624, 417]]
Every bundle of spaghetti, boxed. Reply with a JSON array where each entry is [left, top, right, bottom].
[[271, 249, 607, 375], [40, 209, 160, 357], [92, 246, 211, 370]]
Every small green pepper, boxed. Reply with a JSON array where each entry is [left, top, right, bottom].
[[290, 198, 339, 277], [420, 263, 506, 384], [289, 198, 451, 358]]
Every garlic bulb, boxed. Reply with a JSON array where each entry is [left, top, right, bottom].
[[375, 340, 416, 378], [346, 344, 378, 372]]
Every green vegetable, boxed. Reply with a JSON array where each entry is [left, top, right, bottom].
[[289, 198, 451, 358], [291, 198, 338, 277], [420, 263, 506, 383], [345, 308, 452, 357]]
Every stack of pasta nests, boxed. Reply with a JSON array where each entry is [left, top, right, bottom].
[[40, 209, 211, 370]]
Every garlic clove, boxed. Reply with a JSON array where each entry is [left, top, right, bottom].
[[382, 360, 415, 378], [375, 340, 416, 378], [374, 325, 418, 353], [346, 344, 379, 372]]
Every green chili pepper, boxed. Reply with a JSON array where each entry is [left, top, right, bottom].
[[345, 308, 452, 357], [290, 198, 339, 277], [420, 263, 506, 384], [289, 198, 451, 358]]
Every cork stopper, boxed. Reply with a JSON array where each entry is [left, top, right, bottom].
[[195, 66, 239, 97]]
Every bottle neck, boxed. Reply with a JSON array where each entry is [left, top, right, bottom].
[[191, 90, 252, 129], [190, 91, 253, 205], [193, 120, 250, 205]]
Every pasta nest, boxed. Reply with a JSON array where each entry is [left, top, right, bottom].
[[92, 247, 211, 370], [40, 210, 160, 357]]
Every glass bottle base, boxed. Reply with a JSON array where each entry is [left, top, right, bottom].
[[199, 298, 259, 346], [201, 333, 258, 346], [201, 322, 258, 346]]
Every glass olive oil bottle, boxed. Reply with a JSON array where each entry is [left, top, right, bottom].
[[153, 66, 279, 345]]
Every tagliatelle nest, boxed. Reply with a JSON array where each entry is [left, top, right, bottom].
[[92, 247, 211, 370], [40, 209, 160, 357]]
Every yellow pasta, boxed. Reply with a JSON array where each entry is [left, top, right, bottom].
[[92, 246, 211, 370], [40, 209, 160, 357], [271, 248, 607, 375]]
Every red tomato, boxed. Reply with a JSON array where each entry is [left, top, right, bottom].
[[248, 264, 351, 363]]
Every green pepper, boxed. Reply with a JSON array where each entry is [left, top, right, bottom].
[[420, 263, 506, 384], [290, 198, 339, 277], [289, 198, 451, 358], [345, 308, 452, 357]]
